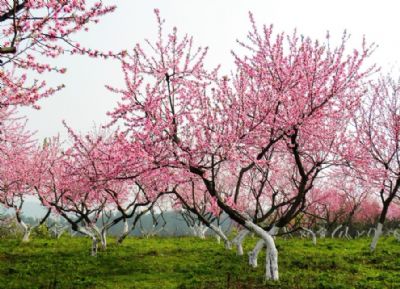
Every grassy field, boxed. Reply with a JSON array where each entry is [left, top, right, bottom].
[[0, 234, 399, 289]]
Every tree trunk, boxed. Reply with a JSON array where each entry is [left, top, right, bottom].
[[245, 221, 279, 281], [356, 230, 365, 238], [317, 227, 327, 238], [248, 226, 279, 268], [265, 244, 278, 281], [394, 229, 400, 241], [50, 225, 67, 239], [370, 223, 383, 251], [91, 236, 98, 256], [302, 227, 317, 245], [190, 226, 198, 237], [370, 196, 393, 251], [196, 224, 208, 239], [232, 229, 249, 255], [283, 227, 293, 238], [209, 224, 231, 249], [331, 224, 342, 238], [117, 219, 130, 244], [100, 229, 107, 250], [19, 220, 31, 243], [248, 239, 264, 267], [344, 226, 351, 240], [191, 224, 207, 239], [74, 225, 100, 256]]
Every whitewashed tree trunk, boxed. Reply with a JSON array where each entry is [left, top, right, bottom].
[[232, 229, 249, 255], [90, 224, 104, 251], [141, 224, 164, 238], [190, 226, 198, 237], [237, 244, 244, 255], [117, 219, 130, 244], [317, 227, 327, 238], [344, 226, 351, 240], [245, 221, 279, 281], [196, 224, 208, 239], [91, 235, 98, 256], [386, 229, 394, 237], [281, 227, 290, 239], [210, 224, 231, 249], [196, 225, 201, 237], [50, 225, 68, 239], [100, 230, 107, 250], [356, 230, 365, 238], [248, 226, 280, 268], [282, 227, 287, 235], [22, 227, 32, 243], [57, 228, 66, 239], [19, 220, 31, 243], [393, 229, 400, 241], [75, 226, 100, 256], [248, 239, 264, 268], [367, 227, 375, 237], [331, 224, 342, 238], [302, 227, 317, 245], [370, 223, 383, 251]]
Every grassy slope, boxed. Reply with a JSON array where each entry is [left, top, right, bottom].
[[0, 235, 399, 289]]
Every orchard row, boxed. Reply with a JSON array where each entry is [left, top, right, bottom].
[[0, 2, 399, 281]]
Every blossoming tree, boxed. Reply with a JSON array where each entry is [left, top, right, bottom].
[[0, 0, 115, 107], [0, 107, 52, 241], [108, 10, 374, 280], [354, 75, 400, 251]]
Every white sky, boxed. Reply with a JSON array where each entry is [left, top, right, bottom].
[[20, 0, 400, 140]]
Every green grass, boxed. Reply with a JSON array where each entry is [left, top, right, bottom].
[[0, 235, 399, 289]]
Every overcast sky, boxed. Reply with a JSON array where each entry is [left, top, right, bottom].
[[20, 0, 400, 141]]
